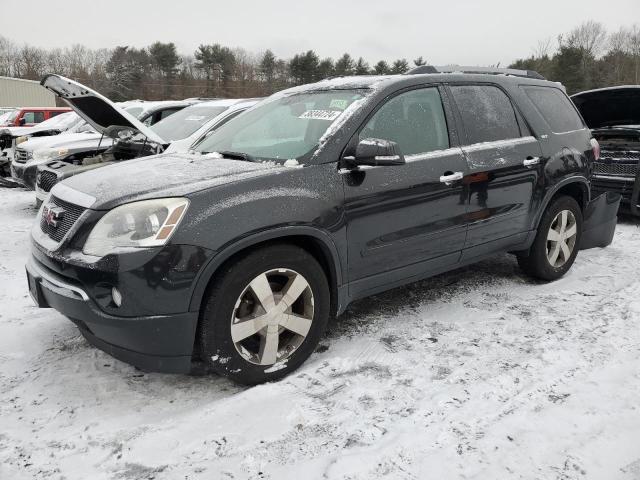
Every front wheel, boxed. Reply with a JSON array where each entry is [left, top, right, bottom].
[[199, 244, 330, 385], [518, 195, 583, 281]]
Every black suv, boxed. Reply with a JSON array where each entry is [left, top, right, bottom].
[[26, 68, 619, 384]]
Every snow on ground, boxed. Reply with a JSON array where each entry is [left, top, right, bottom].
[[1, 186, 640, 480]]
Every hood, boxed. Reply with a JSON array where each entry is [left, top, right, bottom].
[[571, 86, 640, 130], [40, 74, 166, 144], [0, 124, 65, 138], [19, 132, 109, 152], [56, 153, 286, 210]]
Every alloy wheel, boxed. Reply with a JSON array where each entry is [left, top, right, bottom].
[[231, 268, 314, 366], [546, 209, 578, 268]]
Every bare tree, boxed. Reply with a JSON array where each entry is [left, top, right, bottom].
[[534, 37, 553, 59], [629, 24, 640, 83]]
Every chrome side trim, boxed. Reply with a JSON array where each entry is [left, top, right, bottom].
[[50, 183, 96, 209], [463, 136, 537, 153], [27, 257, 89, 301]]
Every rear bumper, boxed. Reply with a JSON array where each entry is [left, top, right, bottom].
[[581, 191, 621, 250], [26, 255, 199, 373], [592, 173, 640, 217]]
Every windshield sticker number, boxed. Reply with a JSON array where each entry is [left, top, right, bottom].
[[329, 99, 348, 110], [299, 110, 341, 121]]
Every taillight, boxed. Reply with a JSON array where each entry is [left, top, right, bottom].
[[590, 138, 600, 161]]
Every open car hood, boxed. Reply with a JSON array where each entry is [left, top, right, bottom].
[[571, 86, 640, 130], [40, 74, 166, 144]]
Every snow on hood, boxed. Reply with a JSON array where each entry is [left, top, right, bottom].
[[571, 86, 640, 130], [18, 132, 109, 152], [57, 153, 285, 210], [40, 74, 166, 144], [0, 112, 83, 138]]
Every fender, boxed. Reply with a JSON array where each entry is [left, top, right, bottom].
[[187, 225, 344, 313], [532, 176, 590, 230]]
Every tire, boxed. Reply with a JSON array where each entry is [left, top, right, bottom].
[[518, 195, 583, 281], [199, 244, 330, 385]]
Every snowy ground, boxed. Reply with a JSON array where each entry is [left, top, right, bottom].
[[1, 186, 640, 480]]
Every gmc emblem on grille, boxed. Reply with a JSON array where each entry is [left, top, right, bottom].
[[42, 205, 65, 228]]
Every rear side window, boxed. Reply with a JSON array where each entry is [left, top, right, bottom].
[[48, 111, 65, 118], [450, 85, 521, 144], [360, 87, 450, 156], [23, 111, 45, 124], [522, 86, 585, 133]]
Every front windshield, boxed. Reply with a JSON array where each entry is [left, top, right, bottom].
[[151, 105, 230, 142], [6, 110, 19, 122], [194, 89, 368, 162], [35, 111, 81, 130]]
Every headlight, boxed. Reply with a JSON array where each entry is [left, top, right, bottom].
[[32, 148, 69, 162], [15, 136, 29, 145], [83, 198, 189, 257]]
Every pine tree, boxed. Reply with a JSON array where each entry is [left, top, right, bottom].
[[354, 57, 370, 75]]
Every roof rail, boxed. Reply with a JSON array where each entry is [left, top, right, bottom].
[[407, 65, 546, 80]]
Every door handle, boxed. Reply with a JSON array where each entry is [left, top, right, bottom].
[[523, 157, 540, 167], [439, 171, 464, 185]]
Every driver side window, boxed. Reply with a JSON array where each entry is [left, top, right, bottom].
[[360, 87, 449, 156]]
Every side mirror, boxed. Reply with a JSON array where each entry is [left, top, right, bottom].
[[348, 138, 405, 167], [18, 118, 26, 126]]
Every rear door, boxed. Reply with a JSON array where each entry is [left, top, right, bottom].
[[343, 85, 469, 297], [448, 84, 542, 255]]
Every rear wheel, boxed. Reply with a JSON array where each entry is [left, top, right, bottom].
[[199, 244, 330, 385], [518, 195, 582, 280]]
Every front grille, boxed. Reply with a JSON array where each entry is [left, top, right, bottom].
[[39, 196, 86, 243], [37, 170, 59, 193], [14, 148, 30, 164], [593, 161, 639, 177]]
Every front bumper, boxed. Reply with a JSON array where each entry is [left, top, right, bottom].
[[9, 160, 36, 189], [592, 173, 640, 217], [26, 242, 212, 373]]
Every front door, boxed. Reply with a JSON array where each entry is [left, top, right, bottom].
[[342, 86, 469, 298]]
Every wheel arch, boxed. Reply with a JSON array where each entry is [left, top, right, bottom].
[[188, 226, 344, 316], [534, 176, 590, 229]]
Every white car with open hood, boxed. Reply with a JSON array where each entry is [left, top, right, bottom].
[[31, 74, 257, 204]]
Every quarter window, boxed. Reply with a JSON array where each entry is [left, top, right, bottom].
[[360, 87, 449, 156], [522, 86, 585, 133], [450, 85, 521, 144]]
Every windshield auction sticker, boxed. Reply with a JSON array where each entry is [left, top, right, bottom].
[[299, 110, 342, 121], [329, 99, 349, 110]]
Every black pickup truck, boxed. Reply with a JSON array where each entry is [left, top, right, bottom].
[[572, 86, 640, 216], [27, 67, 619, 384]]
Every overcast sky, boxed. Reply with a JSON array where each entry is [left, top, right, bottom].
[[2, 0, 638, 65]]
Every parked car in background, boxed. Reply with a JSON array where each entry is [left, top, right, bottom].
[[9, 103, 142, 190], [34, 75, 256, 203], [571, 86, 640, 216], [0, 112, 90, 176], [122, 100, 196, 126], [27, 69, 619, 384], [0, 109, 17, 126], [1, 107, 71, 127]]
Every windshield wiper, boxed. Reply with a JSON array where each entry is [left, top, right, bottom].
[[217, 150, 257, 162]]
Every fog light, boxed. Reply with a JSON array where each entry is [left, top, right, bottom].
[[111, 287, 122, 307]]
